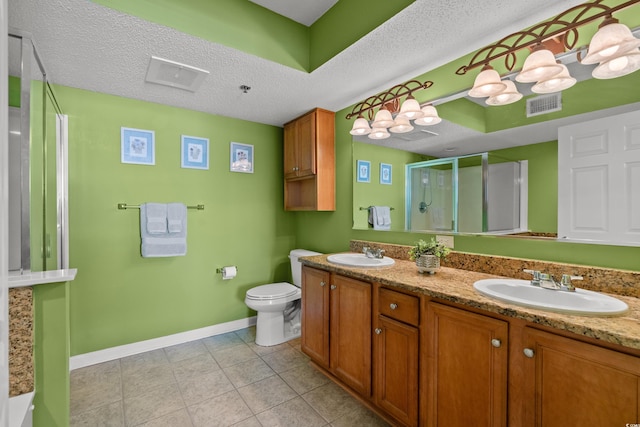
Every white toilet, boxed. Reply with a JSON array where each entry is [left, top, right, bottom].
[[245, 249, 320, 346]]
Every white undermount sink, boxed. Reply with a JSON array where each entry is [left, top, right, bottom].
[[327, 253, 395, 268], [473, 278, 629, 316]]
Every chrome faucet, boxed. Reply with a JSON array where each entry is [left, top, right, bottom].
[[523, 269, 582, 292], [363, 246, 385, 259]]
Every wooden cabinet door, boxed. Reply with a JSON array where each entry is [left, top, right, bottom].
[[426, 303, 508, 427], [522, 327, 640, 426], [330, 274, 372, 396], [375, 315, 419, 427], [283, 121, 298, 179], [301, 266, 330, 368], [294, 110, 316, 177]]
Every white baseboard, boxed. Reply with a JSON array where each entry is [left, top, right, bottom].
[[70, 316, 257, 371]]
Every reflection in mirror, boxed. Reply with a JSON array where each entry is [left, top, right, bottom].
[[405, 153, 528, 234], [352, 69, 640, 240]]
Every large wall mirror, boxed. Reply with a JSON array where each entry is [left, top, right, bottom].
[[352, 61, 640, 243]]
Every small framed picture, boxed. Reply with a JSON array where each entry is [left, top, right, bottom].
[[230, 142, 253, 173], [181, 135, 209, 170], [121, 127, 155, 165], [380, 163, 392, 185], [357, 160, 370, 183]]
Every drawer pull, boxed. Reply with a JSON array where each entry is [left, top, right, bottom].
[[491, 339, 502, 348], [523, 348, 535, 358], [330, 285, 337, 290], [320, 281, 326, 287], [375, 328, 382, 335], [389, 303, 398, 310]]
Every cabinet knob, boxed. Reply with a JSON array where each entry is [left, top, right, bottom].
[[389, 303, 398, 310], [320, 281, 326, 287], [523, 348, 535, 358], [491, 338, 502, 348], [330, 285, 337, 290], [375, 328, 382, 335]]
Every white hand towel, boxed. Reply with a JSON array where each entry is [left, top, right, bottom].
[[371, 206, 391, 230], [144, 203, 167, 234], [167, 203, 186, 233], [140, 203, 187, 257]]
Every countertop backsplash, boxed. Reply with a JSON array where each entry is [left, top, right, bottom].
[[350, 240, 640, 299]]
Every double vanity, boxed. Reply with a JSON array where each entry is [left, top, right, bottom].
[[300, 241, 640, 427]]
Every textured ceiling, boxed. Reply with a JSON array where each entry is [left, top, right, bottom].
[[248, 0, 339, 26], [8, 0, 589, 155]]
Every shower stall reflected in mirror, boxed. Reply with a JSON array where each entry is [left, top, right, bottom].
[[406, 153, 527, 234], [8, 31, 67, 274]]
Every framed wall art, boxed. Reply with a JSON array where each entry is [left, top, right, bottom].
[[380, 163, 392, 185], [357, 160, 370, 183], [181, 135, 209, 170], [230, 142, 254, 173], [121, 127, 155, 165]]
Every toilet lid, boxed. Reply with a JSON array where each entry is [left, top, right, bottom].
[[246, 282, 299, 300]]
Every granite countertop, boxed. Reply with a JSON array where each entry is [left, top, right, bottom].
[[301, 253, 640, 352]]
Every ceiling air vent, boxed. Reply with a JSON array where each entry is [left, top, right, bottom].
[[526, 93, 562, 117], [145, 56, 209, 92]]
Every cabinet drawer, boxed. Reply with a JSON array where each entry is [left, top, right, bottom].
[[379, 288, 419, 326]]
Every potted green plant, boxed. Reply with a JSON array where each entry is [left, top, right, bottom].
[[408, 238, 450, 274]]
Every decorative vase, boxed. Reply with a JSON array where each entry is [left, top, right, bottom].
[[416, 254, 440, 274]]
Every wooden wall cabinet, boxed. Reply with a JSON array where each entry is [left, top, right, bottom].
[[301, 266, 372, 395], [520, 327, 640, 426], [283, 108, 335, 211]]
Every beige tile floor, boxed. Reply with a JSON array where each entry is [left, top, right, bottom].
[[70, 327, 391, 426]]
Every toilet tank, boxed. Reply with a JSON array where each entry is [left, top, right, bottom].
[[289, 249, 321, 287]]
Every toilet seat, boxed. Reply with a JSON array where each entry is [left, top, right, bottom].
[[245, 282, 299, 301]]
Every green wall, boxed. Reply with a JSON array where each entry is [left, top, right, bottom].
[[352, 142, 423, 231], [33, 282, 70, 427], [58, 85, 296, 355]]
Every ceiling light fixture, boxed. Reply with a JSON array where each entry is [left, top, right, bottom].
[[457, 0, 640, 105], [486, 80, 523, 105], [347, 79, 437, 139]]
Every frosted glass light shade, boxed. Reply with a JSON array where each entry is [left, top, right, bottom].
[[486, 80, 523, 105], [414, 105, 442, 125], [516, 49, 563, 83], [468, 67, 507, 97], [531, 64, 576, 93], [592, 48, 640, 79], [349, 117, 371, 135], [581, 22, 640, 65], [397, 97, 424, 120], [389, 117, 414, 133], [369, 127, 390, 140], [371, 109, 395, 128]]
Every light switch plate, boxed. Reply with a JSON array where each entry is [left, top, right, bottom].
[[436, 235, 454, 248]]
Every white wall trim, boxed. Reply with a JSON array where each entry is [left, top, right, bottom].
[[70, 316, 256, 371]]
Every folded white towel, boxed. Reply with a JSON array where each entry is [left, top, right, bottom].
[[140, 203, 187, 257], [370, 206, 391, 231], [145, 203, 167, 234], [167, 203, 186, 233]]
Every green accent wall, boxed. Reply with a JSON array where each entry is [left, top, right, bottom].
[[309, 0, 414, 71], [58, 85, 296, 355], [33, 282, 70, 427], [352, 142, 422, 231]]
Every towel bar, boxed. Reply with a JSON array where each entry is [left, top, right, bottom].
[[360, 206, 395, 211], [118, 203, 205, 210]]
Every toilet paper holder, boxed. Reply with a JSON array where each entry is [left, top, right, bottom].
[[216, 266, 238, 280]]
